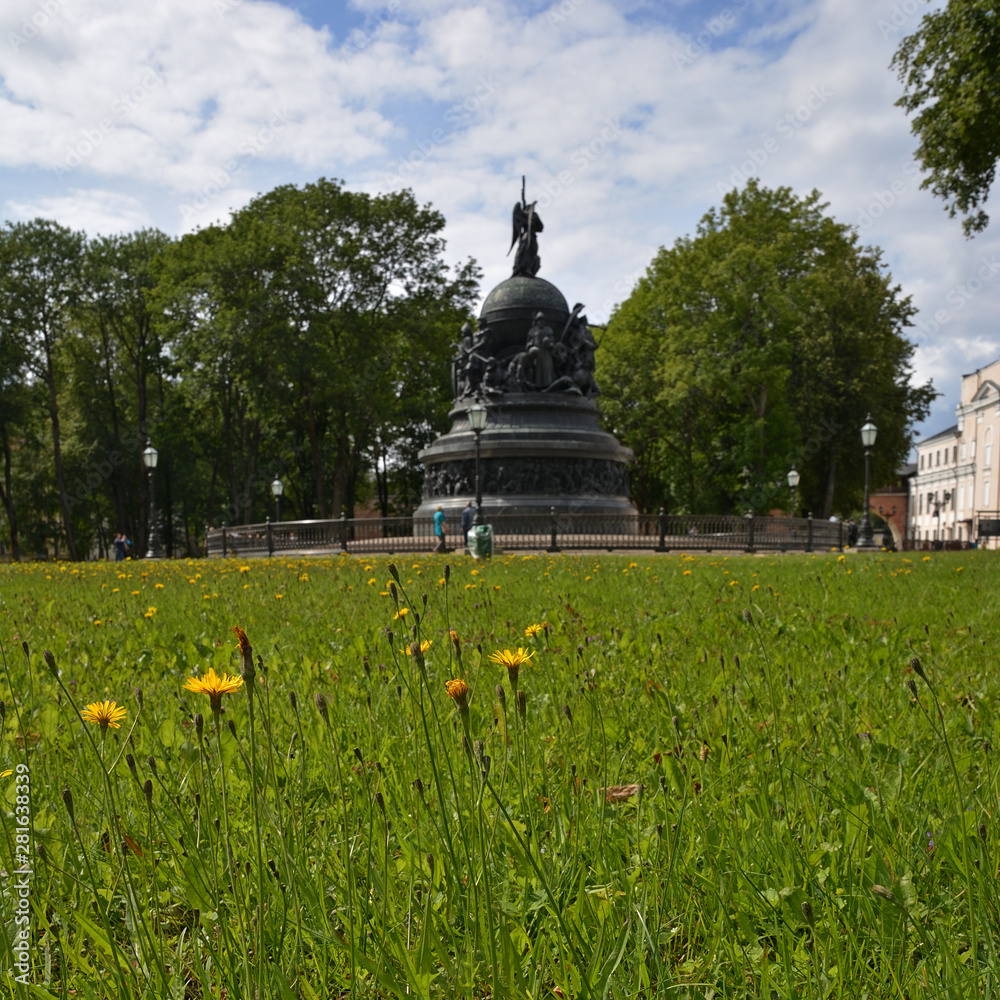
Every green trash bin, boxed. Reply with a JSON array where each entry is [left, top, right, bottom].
[[469, 523, 493, 559]]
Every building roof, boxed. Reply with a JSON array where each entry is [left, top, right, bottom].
[[915, 424, 958, 446]]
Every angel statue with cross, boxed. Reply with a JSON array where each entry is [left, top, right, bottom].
[[508, 176, 544, 277]]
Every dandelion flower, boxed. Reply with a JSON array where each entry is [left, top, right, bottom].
[[155, 583, 164, 589], [489, 646, 534, 688], [523, 623, 545, 638], [394, 608, 409, 620], [404, 639, 432, 656], [81, 700, 128, 732], [445, 678, 469, 711], [183, 667, 244, 714]]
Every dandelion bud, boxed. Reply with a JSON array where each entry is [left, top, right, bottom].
[[126, 753, 138, 779], [910, 656, 926, 680], [232, 627, 255, 684], [375, 791, 386, 816], [396, 685, 402, 700], [495, 683, 506, 708], [422, 593, 428, 610], [43, 649, 58, 677], [143, 779, 153, 802], [21, 640, 29, 660], [314, 693, 330, 726], [482, 754, 491, 777], [516, 689, 527, 721], [411, 641, 426, 671], [0, 701, 5, 721], [672, 715, 680, 731], [872, 884, 897, 903], [426, 852, 434, 876], [444, 564, 450, 582], [134, 686, 144, 710], [907, 679, 918, 697], [227, 720, 237, 738], [353, 747, 363, 762], [61, 787, 75, 822], [195, 713, 204, 739], [413, 777, 424, 798], [801, 900, 815, 926], [389, 581, 398, 602], [288, 691, 297, 711], [473, 740, 485, 767], [742, 608, 753, 625], [388, 563, 400, 584], [362, 658, 371, 677], [147, 756, 158, 777], [563, 704, 572, 723], [386, 628, 394, 646], [979, 823, 988, 841]]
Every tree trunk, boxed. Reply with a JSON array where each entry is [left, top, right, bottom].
[[306, 395, 327, 518], [46, 365, 80, 560], [0, 425, 20, 560], [822, 452, 838, 519]]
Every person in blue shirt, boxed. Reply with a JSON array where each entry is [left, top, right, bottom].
[[434, 505, 448, 553]]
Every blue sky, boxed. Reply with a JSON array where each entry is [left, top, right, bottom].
[[3, 0, 996, 447]]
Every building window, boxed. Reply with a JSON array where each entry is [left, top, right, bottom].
[[959, 484, 965, 512], [936, 450, 941, 466], [972, 439, 977, 459], [919, 494, 923, 515], [985, 428, 993, 469], [953, 445, 958, 463], [920, 454, 924, 470], [961, 442, 967, 460]]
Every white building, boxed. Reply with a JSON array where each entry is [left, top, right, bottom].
[[910, 357, 1000, 548]]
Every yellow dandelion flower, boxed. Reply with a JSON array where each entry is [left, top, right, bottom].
[[183, 667, 244, 713], [0, 769, 12, 778], [524, 623, 545, 638], [144, 607, 157, 617], [239, 566, 250, 573], [154, 583, 164, 589], [131, 590, 140, 596], [683, 570, 691, 576], [275, 594, 284, 600], [489, 646, 534, 687], [81, 700, 128, 732], [445, 678, 469, 711], [922, 556, 931, 562], [394, 608, 409, 620], [93, 620, 102, 626], [368, 577, 376, 585], [404, 639, 432, 656]]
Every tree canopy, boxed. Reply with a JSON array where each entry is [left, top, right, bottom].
[[0, 180, 478, 559], [892, 0, 1000, 236], [598, 181, 936, 517]]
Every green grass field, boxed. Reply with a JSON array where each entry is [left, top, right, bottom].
[[0, 549, 997, 999]]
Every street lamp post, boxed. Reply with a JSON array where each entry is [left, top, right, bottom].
[[931, 491, 952, 545], [271, 477, 283, 523], [142, 443, 164, 559], [468, 400, 488, 525], [787, 465, 800, 517], [857, 415, 878, 550]]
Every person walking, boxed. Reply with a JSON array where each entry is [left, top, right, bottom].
[[113, 533, 126, 562], [434, 505, 449, 554], [461, 500, 475, 548]]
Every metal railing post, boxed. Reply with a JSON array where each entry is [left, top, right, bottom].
[[839, 520, 844, 549], [656, 507, 667, 552], [340, 511, 348, 552], [266, 516, 273, 557], [547, 506, 560, 553], [746, 515, 755, 554], [204, 524, 210, 559], [222, 523, 228, 559], [806, 512, 813, 553]]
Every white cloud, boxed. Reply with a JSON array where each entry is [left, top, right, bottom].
[[2, 0, 996, 442]]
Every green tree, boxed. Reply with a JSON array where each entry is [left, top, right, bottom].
[[599, 182, 936, 516], [892, 0, 1000, 236], [0, 220, 87, 559]]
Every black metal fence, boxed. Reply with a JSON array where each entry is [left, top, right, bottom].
[[205, 511, 848, 558]]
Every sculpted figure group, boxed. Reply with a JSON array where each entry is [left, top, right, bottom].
[[452, 306, 599, 400]]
